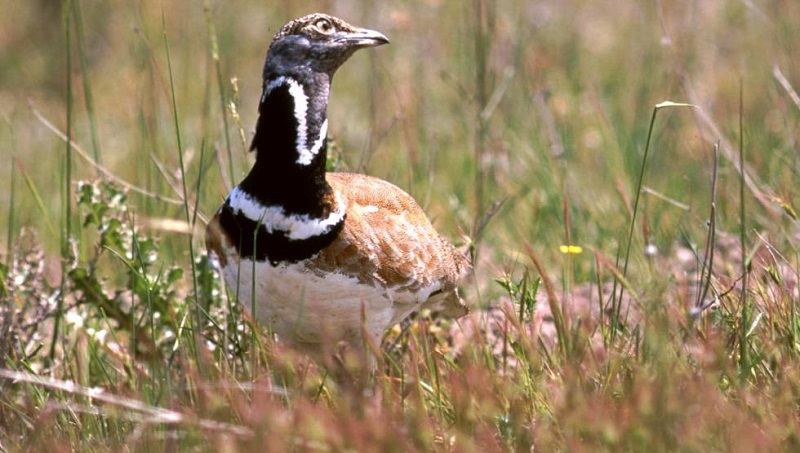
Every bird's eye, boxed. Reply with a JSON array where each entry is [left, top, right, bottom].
[[314, 19, 333, 33]]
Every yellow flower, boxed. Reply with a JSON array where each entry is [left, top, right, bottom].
[[559, 245, 583, 254]]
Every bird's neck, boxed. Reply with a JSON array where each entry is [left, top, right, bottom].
[[240, 74, 333, 217]]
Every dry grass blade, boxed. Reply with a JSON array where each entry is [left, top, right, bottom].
[[682, 82, 778, 216], [0, 369, 253, 437], [525, 243, 569, 358], [30, 102, 184, 206], [773, 65, 800, 111]]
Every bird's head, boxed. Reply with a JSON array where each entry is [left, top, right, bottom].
[[264, 13, 389, 78]]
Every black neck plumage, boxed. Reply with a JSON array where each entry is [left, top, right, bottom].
[[239, 75, 332, 218], [219, 74, 345, 264]]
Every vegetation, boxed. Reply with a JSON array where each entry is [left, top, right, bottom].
[[1, 0, 799, 450]]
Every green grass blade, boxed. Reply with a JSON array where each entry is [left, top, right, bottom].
[[163, 11, 199, 360]]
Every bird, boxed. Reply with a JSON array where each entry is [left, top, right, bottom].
[[206, 13, 469, 358]]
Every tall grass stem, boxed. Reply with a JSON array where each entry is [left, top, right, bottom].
[[50, 0, 75, 361], [163, 12, 200, 360]]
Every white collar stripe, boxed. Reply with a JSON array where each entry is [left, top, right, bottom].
[[227, 187, 345, 241]]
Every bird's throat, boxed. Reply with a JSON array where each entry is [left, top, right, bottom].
[[255, 76, 329, 166], [243, 76, 332, 216]]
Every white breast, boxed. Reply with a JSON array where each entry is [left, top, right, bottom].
[[220, 256, 426, 346]]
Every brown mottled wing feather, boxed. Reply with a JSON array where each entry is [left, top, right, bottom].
[[313, 172, 470, 316]]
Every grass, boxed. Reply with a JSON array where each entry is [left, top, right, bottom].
[[1, 0, 800, 450]]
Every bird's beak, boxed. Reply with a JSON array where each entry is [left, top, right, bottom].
[[337, 27, 390, 48]]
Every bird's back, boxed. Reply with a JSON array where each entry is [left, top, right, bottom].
[[313, 172, 470, 320]]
